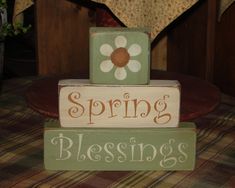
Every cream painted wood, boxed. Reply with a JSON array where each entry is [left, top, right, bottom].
[[59, 79, 180, 128]]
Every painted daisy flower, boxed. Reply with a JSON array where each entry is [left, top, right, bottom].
[[99, 35, 142, 80]]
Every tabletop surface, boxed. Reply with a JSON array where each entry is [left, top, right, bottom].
[[0, 77, 234, 188]]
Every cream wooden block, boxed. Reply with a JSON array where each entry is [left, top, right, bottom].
[[59, 79, 180, 128]]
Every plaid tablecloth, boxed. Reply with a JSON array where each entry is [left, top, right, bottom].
[[0, 77, 234, 187]]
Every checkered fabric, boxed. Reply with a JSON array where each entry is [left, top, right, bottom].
[[0, 78, 234, 187]]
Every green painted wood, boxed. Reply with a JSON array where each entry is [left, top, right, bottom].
[[44, 121, 196, 171], [59, 79, 180, 128], [90, 27, 150, 85]]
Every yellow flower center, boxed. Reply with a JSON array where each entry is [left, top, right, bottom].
[[111, 47, 130, 67]]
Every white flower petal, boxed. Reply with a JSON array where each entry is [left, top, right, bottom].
[[100, 60, 114, 72], [128, 44, 142, 56], [114, 67, 127, 80], [127, 60, 141, 72], [115, 35, 127, 48], [100, 44, 113, 56]]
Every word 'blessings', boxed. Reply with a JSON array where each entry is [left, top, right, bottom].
[[50, 133, 189, 168], [67, 92, 171, 125]]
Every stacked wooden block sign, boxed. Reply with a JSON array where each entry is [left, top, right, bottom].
[[44, 28, 196, 171]]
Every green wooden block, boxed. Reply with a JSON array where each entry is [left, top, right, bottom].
[[90, 27, 150, 85], [44, 121, 196, 171]]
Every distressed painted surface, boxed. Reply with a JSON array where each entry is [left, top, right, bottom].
[[44, 121, 196, 171], [59, 79, 180, 128], [90, 27, 150, 85]]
